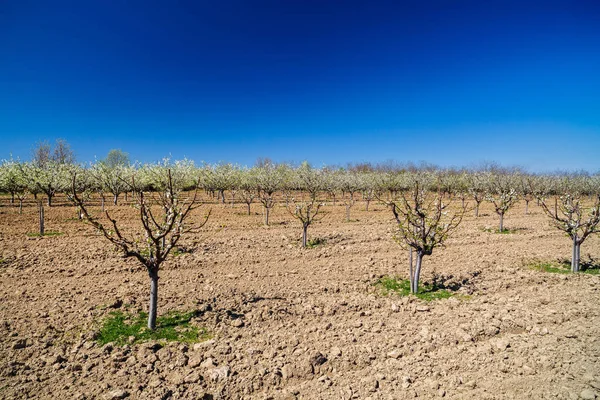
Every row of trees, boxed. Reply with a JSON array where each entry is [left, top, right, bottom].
[[1, 154, 599, 329], [3, 158, 599, 210]]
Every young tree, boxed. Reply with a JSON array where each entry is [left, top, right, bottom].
[[536, 175, 600, 272], [199, 163, 236, 204], [387, 172, 467, 293], [255, 162, 283, 226], [518, 173, 536, 215], [0, 159, 28, 209], [91, 162, 133, 205], [239, 168, 257, 215], [286, 162, 327, 248], [446, 170, 469, 207], [70, 168, 209, 330], [339, 171, 360, 222], [64, 165, 94, 219], [485, 170, 519, 232], [466, 171, 487, 217], [20, 161, 71, 206], [323, 168, 342, 207], [359, 172, 376, 211]]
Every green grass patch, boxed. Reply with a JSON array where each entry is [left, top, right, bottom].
[[97, 310, 211, 346], [306, 237, 327, 248], [528, 259, 600, 275], [27, 231, 63, 237], [375, 276, 455, 301]]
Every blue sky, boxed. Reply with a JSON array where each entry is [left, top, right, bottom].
[[1, 0, 599, 172]]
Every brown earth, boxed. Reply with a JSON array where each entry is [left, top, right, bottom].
[[0, 196, 599, 400]]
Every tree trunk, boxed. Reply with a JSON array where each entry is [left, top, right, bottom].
[[332, 194, 336, 207], [475, 202, 480, 217], [411, 252, 424, 294], [525, 200, 529, 215], [39, 203, 45, 236], [19, 199, 23, 215], [499, 212, 504, 232], [365, 199, 370, 211], [10, 193, 15, 204], [302, 224, 308, 248], [124, 192, 128, 202], [571, 236, 580, 273], [246, 203, 251, 215], [230, 193, 235, 208], [148, 269, 159, 330], [47, 194, 52, 207], [219, 190, 225, 204], [264, 206, 270, 226], [345, 204, 351, 222], [113, 193, 119, 205], [409, 248, 413, 287]]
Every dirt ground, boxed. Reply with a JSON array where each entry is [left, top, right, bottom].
[[1, 196, 599, 400]]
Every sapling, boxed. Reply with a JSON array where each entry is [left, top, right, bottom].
[[90, 162, 132, 205], [466, 171, 487, 217], [20, 161, 71, 207], [359, 173, 376, 211], [387, 172, 467, 294], [323, 168, 342, 207], [339, 171, 360, 222], [70, 168, 209, 330], [518, 173, 536, 215], [536, 175, 600, 272], [255, 162, 283, 226], [485, 170, 519, 232], [239, 168, 257, 215], [0, 159, 28, 213], [286, 162, 327, 248]]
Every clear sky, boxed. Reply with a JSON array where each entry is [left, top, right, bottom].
[[1, 0, 599, 172]]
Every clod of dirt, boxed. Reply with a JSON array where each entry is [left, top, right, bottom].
[[309, 352, 327, 367]]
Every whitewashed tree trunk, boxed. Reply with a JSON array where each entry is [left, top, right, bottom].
[[148, 268, 159, 330], [571, 235, 581, 273], [409, 248, 413, 288], [411, 252, 424, 294], [302, 223, 308, 248], [39, 202, 45, 236]]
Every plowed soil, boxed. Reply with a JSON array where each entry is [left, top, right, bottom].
[[1, 197, 599, 400]]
